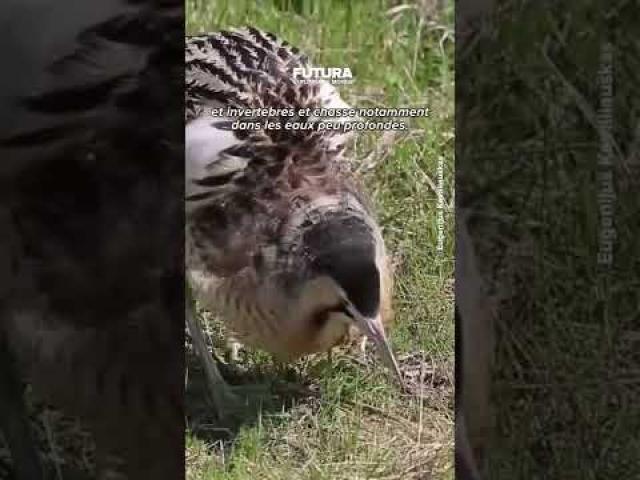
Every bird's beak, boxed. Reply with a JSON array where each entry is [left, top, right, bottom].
[[345, 304, 404, 386]]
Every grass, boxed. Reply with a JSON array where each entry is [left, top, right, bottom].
[[186, 0, 455, 479]]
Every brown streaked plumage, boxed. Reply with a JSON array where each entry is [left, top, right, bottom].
[[185, 27, 402, 411]]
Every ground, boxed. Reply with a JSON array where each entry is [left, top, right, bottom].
[[185, 1, 455, 479]]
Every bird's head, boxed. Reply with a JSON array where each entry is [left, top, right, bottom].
[[291, 210, 402, 384]]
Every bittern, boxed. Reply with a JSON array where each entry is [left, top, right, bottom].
[[185, 28, 403, 413]]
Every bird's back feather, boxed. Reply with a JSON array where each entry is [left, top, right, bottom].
[[185, 28, 392, 358], [186, 28, 363, 278]]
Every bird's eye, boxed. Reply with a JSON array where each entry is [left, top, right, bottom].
[[335, 303, 354, 319], [311, 303, 352, 328]]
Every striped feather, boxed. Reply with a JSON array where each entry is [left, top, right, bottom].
[[185, 27, 354, 214]]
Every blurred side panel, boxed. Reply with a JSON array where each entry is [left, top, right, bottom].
[[0, 1, 185, 478], [456, 0, 639, 478]]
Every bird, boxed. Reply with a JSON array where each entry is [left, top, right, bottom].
[[0, 1, 183, 478], [185, 27, 403, 414]]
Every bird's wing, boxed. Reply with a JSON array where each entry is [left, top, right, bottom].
[[185, 27, 352, 116], [185, 28, 353, 204], [185, 27, 309, 116], [185, 28, 363, 280]]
